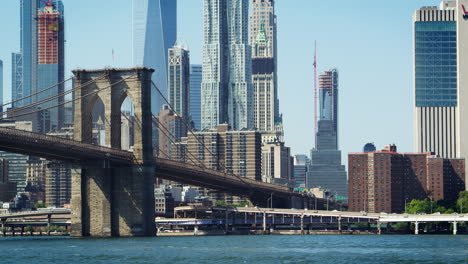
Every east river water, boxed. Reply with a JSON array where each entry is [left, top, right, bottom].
[[0, 235, 466, 264]]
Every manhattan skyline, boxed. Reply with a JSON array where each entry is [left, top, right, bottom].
[[0, 0, 444, 160]]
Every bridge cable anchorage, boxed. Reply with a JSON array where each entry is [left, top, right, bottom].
[[152, 115, 208, 170], [150, 81, 261, 195], [0, 74, 138, 122], [0, 76, 74, 109], [0, 73, 108, 118]]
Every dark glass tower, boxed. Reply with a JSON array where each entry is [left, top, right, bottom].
[[307, 69, 348, 199], [190, 65, 202, 130]]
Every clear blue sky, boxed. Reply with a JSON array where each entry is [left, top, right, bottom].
[[0, 0, 443, 163]]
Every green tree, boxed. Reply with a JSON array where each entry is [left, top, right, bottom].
[[406, 199, 432, 214], [34, 202, 47, 209], [456, 191, 468, 213]]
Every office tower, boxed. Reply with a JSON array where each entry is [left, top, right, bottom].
[[133, 0, 177, 115], [348, 145, 465, 213], [168, 45, 190, 122], [414, 1, 468, 190], [11, 53, 23, 108], [307, 69, 347, 198], [15, 0, 64, 132], [251, 0, 281, 132], [293, 155, 310, 188], [190, 65, 202, 130], [202, 0, 253, 131], [158, 105, 183, 159], [19, 0, 40, 108], [37, 2, 65, 132], [0, 59, 3, 112], [261, 141, 292, 185]]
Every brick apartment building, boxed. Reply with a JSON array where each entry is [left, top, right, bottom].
[[348, 145, 465, 213]]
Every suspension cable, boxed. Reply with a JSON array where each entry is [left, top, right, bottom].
[[0, 74, 108, 117], [152, 115, 207, 169], [0, 76, 74, 109], [151, 81, 252, 188], [0, 74, 138, 122]]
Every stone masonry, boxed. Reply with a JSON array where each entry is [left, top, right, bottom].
[[71, 68, 155, 237]]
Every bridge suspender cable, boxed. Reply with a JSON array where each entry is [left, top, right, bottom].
[[0, 74, 138, 122], [151, 114, 208, 170], [150, 81, 254, 191]]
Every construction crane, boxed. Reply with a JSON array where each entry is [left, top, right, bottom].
[[313, 41, 318, 145]]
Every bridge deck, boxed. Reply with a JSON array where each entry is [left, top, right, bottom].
[[0, 127, 305, 200]]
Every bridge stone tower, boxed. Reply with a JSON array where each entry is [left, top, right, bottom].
[[71, 68, 155, 237]]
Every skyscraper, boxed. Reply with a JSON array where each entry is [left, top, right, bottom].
[[11, 53, 23, 108], [37, 2, 65, 132], [133, 0, 177, 114], [413, 0, 468, 189], [190, 65, 202, 130], [202, 0, 253, 131], [13, 0, 64, 132], [251, 0, 281, 132], [293, 155, 310, 188], [19, 0, 40, 108], [168, 45, 190, 122], [307, 69, 347, 198]]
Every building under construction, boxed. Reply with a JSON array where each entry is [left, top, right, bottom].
[[307, 69, 348, 199], [37, 1, 65, 132]]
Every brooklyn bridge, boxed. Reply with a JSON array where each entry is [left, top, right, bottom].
[[0, 67, 317, 237]]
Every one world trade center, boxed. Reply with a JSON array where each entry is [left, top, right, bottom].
[[133, 0, 177, 115]]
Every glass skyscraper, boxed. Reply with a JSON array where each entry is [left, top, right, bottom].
[[415, 21, 457, 107], [413, 3, 458, 159], [133, 0, 177, 115], [307, 69, 348, 199], [37, 2, 65, 132], [202, 0, 253, 131], [11, 53, 23, 108], [12, 0, 64, 132], [190, 65, 202, 130]]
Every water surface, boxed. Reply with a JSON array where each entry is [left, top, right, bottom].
[[0, 235, 466, 264]]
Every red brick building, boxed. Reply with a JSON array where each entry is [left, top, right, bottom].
[[348, 145, 465, 213]]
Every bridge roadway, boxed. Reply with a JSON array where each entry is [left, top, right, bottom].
[[0, 127, 310, 204]]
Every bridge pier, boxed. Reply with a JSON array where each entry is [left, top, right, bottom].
[[71, 68, 155, 237], [414, 222, 419, 235], [453, 222, 457, 235]]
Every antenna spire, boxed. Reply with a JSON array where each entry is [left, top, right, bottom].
[[314, 41, 318, 146]]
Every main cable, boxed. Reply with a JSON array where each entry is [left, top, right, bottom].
[[0, 76, 74, 109], [0, 74, 138, 122], [1, 74, 108, 117]]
